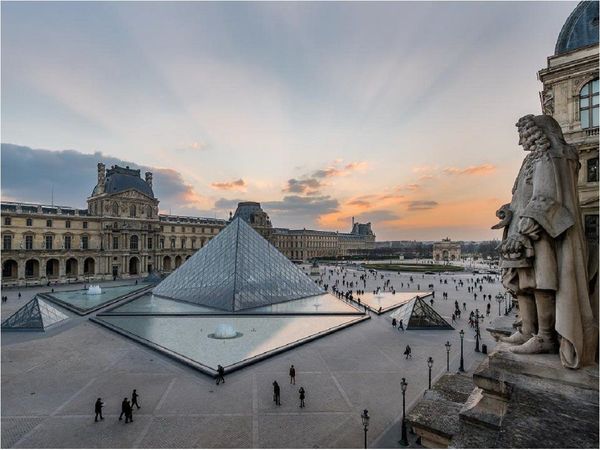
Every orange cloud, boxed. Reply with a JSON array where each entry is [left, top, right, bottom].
[[443, 164, 496, 176], [210, 178, 246, 191]]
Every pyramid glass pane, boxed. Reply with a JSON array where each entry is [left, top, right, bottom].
[[152, 218, 323, 311], [2, 297, 68, 330], [406, 298, 453, 329]]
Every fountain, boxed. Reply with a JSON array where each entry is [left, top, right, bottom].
[[86, 285, 102, 295], [209, 323, 243, 339]]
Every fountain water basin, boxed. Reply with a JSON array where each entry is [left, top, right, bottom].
[[86, 285, 102, 295], [208, 323, 243, 339]]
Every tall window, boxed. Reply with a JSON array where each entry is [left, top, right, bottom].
[[26, 218, 32, 226], [113, 202, 119, 216], [4, 217, 11, 226], [83, 221, 88, 229], [3, 234, 12, 250], [580, 78, 599, 129], [585, 215, 599, 242], [81, 236, 89, 250], [588, 158, 599, 183], [25, 235, 33, 250], [160, 238, 165, 249], [171, 238, 176, 249], [147, 237, 153, 250], [65, 220, 71, 228], [113, 236, 119, 250], [46, 219, 52, 227], [181, 238, 186, 249], [130, 235, 139, 250], [64, 235, 72, 250], [130, 205, 136, 218], [45, 235, 53, 250], [147, 205, 153, 218]]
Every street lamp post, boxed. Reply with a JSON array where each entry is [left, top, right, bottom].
[[459, 330, 465, 372], [361, 409, 369, 449], [445, 341, 451, 372], [427, 357, 434, 389], [495, 293, 504, 316], [399, 378, 409, 446], [474, 309, 482, 352]]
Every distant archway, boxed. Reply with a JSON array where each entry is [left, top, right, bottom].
[[163, 256, 172, 272], [129, 257, 140, 275], [46, 259, 59, 278], [83, 257, 95, 275], [175, 255, 182, 268], [66, 258, 78, 277], [2, 259, 18, 279], [25, 259, 39, 278]]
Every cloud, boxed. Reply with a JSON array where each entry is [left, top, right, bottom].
[[283, 177, 322, 194], [283, 160, 368, 195], [173, 141, 209, 152], [263, 195, 339, 216], [210, 178, 246, 191], [443, 164, 496, 176], [1, 143, 212, 214], [355, 209, 401, 223], [407, 200, 439, 210]]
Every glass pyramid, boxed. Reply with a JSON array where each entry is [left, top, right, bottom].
[[2, 297, 69, 331], [153, 217, 324, 311], [390, 296, 453, 330]]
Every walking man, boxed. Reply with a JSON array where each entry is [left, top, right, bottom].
[[299, 387, 306, 408], [289, 365, 296, 384], [216, 364, 225, 385], [404, 345, 412, 359], [94, 398, 104, 422], [273, 381, 281, 406], [131, 389, 140, 409], [119, 397, 128, 421], [125, 399, 133, 423], [398, 319, 404, 331]]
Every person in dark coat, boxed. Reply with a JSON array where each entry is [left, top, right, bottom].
[[404, 345, 412, 359], [125, 399, 133, 423], [299, 387, 306, 408], [273, 381, 281, 406], [94, 398, 104, 422], [289, 365, 296, 385], [216, 364, 225, 385], [131, 389, 140, 409], [398, 319, 404, 331], [392, 318, 397, 328], [119, 398, 128, 421]]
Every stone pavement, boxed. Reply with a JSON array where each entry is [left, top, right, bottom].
[[2, 267, 504, 448]]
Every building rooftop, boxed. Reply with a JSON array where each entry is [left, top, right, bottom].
[[555, 1, 599, 55], [93, 165, 155, 198]]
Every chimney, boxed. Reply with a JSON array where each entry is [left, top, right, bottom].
[[145, 171, 153, 188], [97, 163, 106, 194], [352, 216, 355, 226]]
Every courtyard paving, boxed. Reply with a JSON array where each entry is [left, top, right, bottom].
[[1, 266, 503, 448]]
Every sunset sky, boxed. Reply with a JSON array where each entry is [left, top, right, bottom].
[[1, 1, 577, 240]]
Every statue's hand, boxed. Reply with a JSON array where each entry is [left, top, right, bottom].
[[518, 217, 541, 240]]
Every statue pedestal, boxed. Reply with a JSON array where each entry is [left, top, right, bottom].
[[453, 345, 599, 448]]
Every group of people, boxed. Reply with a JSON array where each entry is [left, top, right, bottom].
[[94, 389, 140, 423], [272, 366, 306, 407]]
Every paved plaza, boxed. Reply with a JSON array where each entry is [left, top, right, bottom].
[[1, 266, 503, 448]]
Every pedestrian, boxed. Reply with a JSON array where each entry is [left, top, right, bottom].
[[430, 298, 434, 307], [216, 364, 225, 385], [398, 319, 404, 331], [18, 292, 21, 298], [392, 318, 397, 328], [463, 302, 467, 311], [273, 381, 281, 406], [404, 345, 412, 359], [299, 387, 306, 408], [131, 389, 140, 409], [125, 399, 133, 423], [94, 398, 104, 422], [452, 313, 456, 324], [289, 365, 296, 384], [119, 397, 128, 421]]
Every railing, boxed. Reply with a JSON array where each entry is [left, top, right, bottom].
[[585, 127, 599, 137]]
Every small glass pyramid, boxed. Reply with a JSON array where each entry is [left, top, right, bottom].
[[2, 297, 69, 331], [153, 217, 324, 311], [390, 296, 453, 330]]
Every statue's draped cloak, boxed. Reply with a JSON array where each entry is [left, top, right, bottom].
[[520, 147, 597, 368]]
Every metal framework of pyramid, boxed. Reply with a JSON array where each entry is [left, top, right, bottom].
[[390, 296, 453, 330], [2, 297, 69, 331], [153, 217, 324, 312]]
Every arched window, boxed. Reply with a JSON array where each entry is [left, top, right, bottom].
[[147, 205, 153, 218], [130, 235, 139, 250], [580, 78, 599, 129], [112, 202, 119, 216], [129, 205, 136, 218]]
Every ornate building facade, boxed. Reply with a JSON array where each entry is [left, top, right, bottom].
[[432, 238, 461, 262], [537, 0, 599, 297], [1, 164, 375, 286]]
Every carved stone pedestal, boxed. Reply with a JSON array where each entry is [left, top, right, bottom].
[[452, 345, 599, 448]]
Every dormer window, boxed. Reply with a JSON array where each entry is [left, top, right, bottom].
[[580, 78, 599, 129], [130, 205, 136, 218]]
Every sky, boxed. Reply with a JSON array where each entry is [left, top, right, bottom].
[[1, 1, 578, 241]]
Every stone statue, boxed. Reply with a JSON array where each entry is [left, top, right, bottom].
[[493, 114, 597, 369]]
